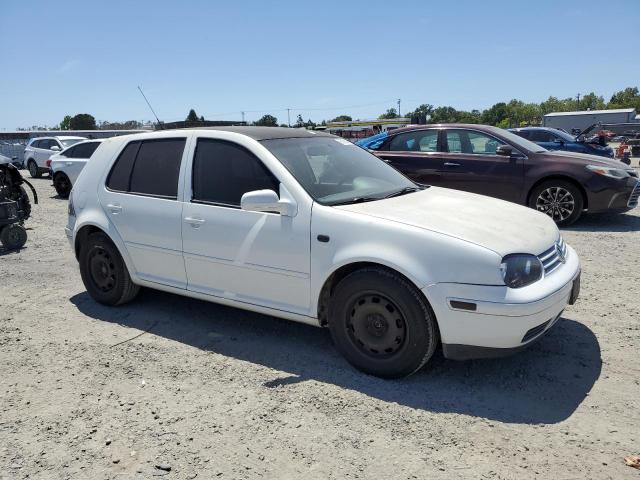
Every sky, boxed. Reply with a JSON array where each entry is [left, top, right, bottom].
[[1, 0, 639, 130]]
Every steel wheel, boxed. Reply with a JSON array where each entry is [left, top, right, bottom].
[[88, 247, 117, 293], [28, 161, 39, 178], [346, 293, 407, 357], [535, 186, 575, 223]]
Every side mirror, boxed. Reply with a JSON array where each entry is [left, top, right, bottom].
[[241, 189, 297, 216], [496, 145, 513, 157], [50, 145, 61, 151]]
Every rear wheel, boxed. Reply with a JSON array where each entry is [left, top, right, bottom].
[[79, 232, 140, 306], [0, 224, 27, 250], [53, 172, 71, 198], [328, 267, 439, 378], [529, 180, 584, 226], [27, 160, 41, 178]]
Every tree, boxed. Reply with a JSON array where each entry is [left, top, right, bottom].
[[58, 115, 72, 130], [429, 106, 460, 123], [69, 113, 97, 130], [608, 87, 640, 110], [331, 115, 352, 122], [295, 114, 305, 128], [405, 104, 433, 124], [186, 109, 200, 122], [378, 108, 398, 120], [254, 114, 278, 127], [481, 102, 508, 125]]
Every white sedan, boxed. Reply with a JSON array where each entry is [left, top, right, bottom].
[[66, 128, 581, 378], [49, 139, 102, 198]]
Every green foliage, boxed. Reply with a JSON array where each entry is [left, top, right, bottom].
[[69, 114, 97, 130], [58, 115, 72, 130], [254, 114, 278, 127], [331, 115, 352, 122], [608, 87, 640, 110], [378, 108, 398, 119], [186, 109, 200, 122], [405, 104, 434, 123]]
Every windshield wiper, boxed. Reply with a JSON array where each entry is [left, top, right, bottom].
[[383, 186, 423, 199], [330, 196, 381, 206]]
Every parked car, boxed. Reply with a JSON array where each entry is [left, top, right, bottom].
[[67, 127, 581, 378], [509, 126, 614, 158], [23, 136, 86, 178], [363, 124, 638, 226], [48, 139, 103, 198]]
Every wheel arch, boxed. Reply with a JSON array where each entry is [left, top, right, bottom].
[[527, 175, 588, 210], [316, 261, 435, 327]]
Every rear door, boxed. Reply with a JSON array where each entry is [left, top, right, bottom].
[[66, 141, 100, 183], [35, 139, 54, 167], [440, 128, 523, 202], [99, 136, 190, 288], [375, 128, 444, 185]]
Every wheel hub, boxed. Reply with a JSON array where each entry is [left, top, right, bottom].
[[89, 248, 116, 292], [347, 294, 406, 357], [536, 187, 575, 222]]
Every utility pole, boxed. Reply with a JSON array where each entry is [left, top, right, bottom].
[[576, 93, 581, 109], [287, 108, 291, 127], [397, 99, 401, 117], [241, 111, 245, 124]]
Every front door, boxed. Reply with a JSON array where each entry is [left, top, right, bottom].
[[439, 128, 523, 202], [99, 137, 189, 288], [375, 128, 444, 185], [181, 138, 311, 314]]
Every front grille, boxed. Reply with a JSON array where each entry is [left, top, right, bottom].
[[628, 181, 640, 208], [537, 236, 567, 276]]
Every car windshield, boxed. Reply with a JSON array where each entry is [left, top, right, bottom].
[[260, 136, 418, 205], [551, 129, 576, 142], [60, 139, 84, 147], [498, 128, 548, 153]]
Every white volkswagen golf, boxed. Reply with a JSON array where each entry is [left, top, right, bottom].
[[66, 127, 581, 378]]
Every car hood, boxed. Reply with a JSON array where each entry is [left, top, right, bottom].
[[539, 149, 620, 167], [335, 187, 558, 257]]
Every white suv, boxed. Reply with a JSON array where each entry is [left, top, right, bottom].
[[23, 136, 86, 178], [66, 127, 581, 378], [49, 139, 103, 198]]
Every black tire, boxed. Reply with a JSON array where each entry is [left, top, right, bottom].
[[79, 232, 140, 306], [53, 172, 71, 198], [0, 224, 27, 250], [27, 160, 41, 179], [17, 186, 32, 220], [528, 180, 584, 227], [328, 267, 439, 378]]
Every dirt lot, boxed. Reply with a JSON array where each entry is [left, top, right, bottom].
[[1, 174, 639, 480]]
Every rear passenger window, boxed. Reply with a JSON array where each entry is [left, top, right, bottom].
[[74, 142, 100, 159], [106, 139, 185, 198], [107, 142, 140, 192], [63, 145, 78, 158], [192, 139, 279, 207], [389, 130, 439, 152]]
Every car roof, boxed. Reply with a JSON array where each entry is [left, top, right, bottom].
[[383, 123, 504, 136], [181, 126, 335, 140]]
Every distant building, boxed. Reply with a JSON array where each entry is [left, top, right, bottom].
[[543, 108, 638, 133], [326, 118, 411, 140]]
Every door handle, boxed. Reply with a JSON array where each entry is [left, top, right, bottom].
[[66, 161, 73, 166], [184, 216, 205, 227], [443, 162, 461, 167], [106, 203, 122, 214]]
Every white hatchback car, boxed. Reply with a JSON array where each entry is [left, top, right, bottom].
[[49, 139, 103, 198], [23, 136, 86, 178], [66, 127, 581, 378]]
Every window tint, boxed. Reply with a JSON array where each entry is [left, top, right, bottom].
[[106, 142, 140, 192], [529, 130, 555, 142], [129, 139, 185, 198], [73, 142, 100, 159], [446, 130, 506, 154], [39, 139, 52, 149], [192, 139, 279, 207], [63, 145, 78, 158], [513, 130, 530, 140], [31, 140, 42, 148], [389, 130, 439, 152]]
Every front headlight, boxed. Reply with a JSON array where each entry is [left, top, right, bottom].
[[500, 254, 543, 289], [586, 165, 629, 179]]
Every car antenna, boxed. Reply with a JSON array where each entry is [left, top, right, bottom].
[[137, 86, 163, 130]]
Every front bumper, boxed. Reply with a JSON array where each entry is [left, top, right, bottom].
[[424, 245, 581, 360], [586, 176, 639, 213]]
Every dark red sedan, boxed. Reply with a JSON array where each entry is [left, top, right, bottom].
[[361, 124, 639, 226]]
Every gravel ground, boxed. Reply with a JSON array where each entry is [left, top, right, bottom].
[[1, 174, 639, 480]]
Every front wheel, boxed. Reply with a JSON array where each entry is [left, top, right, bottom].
[[53, 172, 72, 198], [328, 267, 439, 378], [0, 224, 27, 250], [79, 232, 140, 306], [529, 180, 584, 227]]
